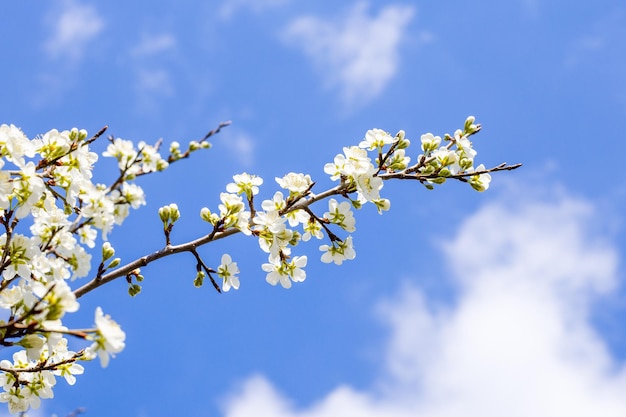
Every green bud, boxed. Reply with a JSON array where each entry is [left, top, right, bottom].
[[168, 203, 180, 223], [102, 242, 115, 261], [69, 128, 86, 141], [439, 168, 451, 177], [169, 141, 181, 153], [107, 258, 121, 269], [459, 158, 473, 170], [464, 116, 481, 135], [17, 334, 45, 350], [395, 130, 409, 150], [422, 165, 436, 175], [128, 283, 142, 297], [194, 270, 205, 288], [159, 205, 171, 223], [399, 138, 410, 150], [200, 207, 213, 223]]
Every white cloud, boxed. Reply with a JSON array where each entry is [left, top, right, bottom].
[[134, 68, 175, 97], [128, 33, 178, 113], [221, 192, 626, 417], [219, 0, 290, 21], [31, 1, 105, 107], [222, 130, 256, 167], [282, 2, 415, 107], [131, 33, 177, 58], [44, 0, 104, 63], [564, 12, 626, 70]]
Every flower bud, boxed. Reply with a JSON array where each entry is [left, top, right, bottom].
[[169, 141, 181, 153], [159, 205, 171, 223], [464, 116, 480, 135], [17, 334, 45, 350], [107, 258, 121, 269], [168, 203, 180, 223], [395, 130, 410, 150], [459, 157, 473, 170], [200, 207, 213, 223], [102, 242, 115, 261], [128, 283, 142, 297], [69, 127, 88, 141], [194, 270, 205, 288]]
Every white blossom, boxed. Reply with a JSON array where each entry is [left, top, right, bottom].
[[320, 236, 356, 265], [85, 307, 126, 368], [359, 128, 394, 150], [217, 254, 240, 292], [275, 173, 312, 194]]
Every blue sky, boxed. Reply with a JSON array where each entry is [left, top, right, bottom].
[[1, 1, 626, 416]]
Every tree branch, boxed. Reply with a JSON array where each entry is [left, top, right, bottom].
[[73, 162, 521, 299]]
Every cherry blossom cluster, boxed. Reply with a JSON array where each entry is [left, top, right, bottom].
[[193, 116, 511, 292], [0, 123, 212, 414], [0, 117, 518, 414]]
